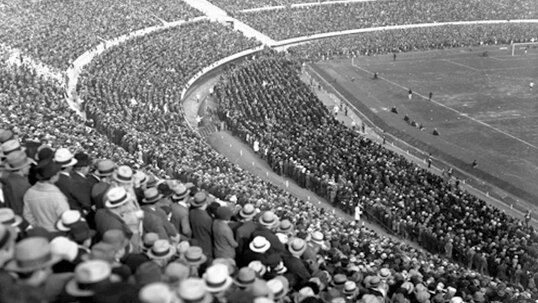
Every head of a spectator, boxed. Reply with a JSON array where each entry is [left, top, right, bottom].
[[147, 239, 176, 267], [35, 159, 62, 183], [142, 233, 159, 254], [203, 264, 233, 295], [73, 152, 92, 176], [112, 165, 134, 190], [1, 139, 25, 161], [4, 150, 34, 176], [258, 211, 280, 231], [234, 267, 257, 289], [50, 236, 82, 263], [239, 203, 256, 221], [267, 276, 289, 301], [104, 187, 135, 214], [94, 159, 115, 181], [67, 221, 94, 247], [190, 192, 208, 210], [249, 260, 267, 278], [277, 219, 294, 236], [249, 236, 271, 254], [309, 231, 325, 248], [133, 170, 149, 189], [288, 238, 307, 258], [176, 278, 213, 303], [170, 183, 189, 204], [142, 187, 163, 205], [35, 145, 54, 162], [65, 260, 113, 298], [0, 224, 16, 267], [102, 229, 129, 262], [139, 282, 177, 303], [164, 262, 189, 287], [0, 208, 23, 230], [135, 261, 163, 287], [215, 206, 233, 223], [5, 237, 61, 286], [54, 147, 78, 172], [183, 246, 207, 268], [56, 210, 84, 232], [0, 129, 14, 144]]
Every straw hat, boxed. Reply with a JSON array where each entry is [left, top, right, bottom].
[[171, 184, 189, 201], [104, 187, 130, 208], [176, 278, 212, 303], [310, 231, 324, 246], [288, 238, 307, 257], [5, 150, 34, 171], [139, 282, 176, 303], [65, 260, 112, 297], [56, 210, 83, 231], [95, 159, 115, 177], [147, 240, 176, 260], [190, 192, 208, 208], [5, 237, 61, 272], [53, 148, 78, 168], [277, 219, 293, 234], [183, 246, 207, 266], [0, 207, 23, 227], [248, 261, 267, 277], [234, 267, 257, 288], [258, 211, 279, 229], [113, 165, 133, 184], [142, 233, 159, 253], [239, 204, 256, 220], [203, 264, 233, 293], [267, 277, 288, 300], [1, 139, 25, 158], [249, 236, 271, 253], [142, 187, 163, 204]]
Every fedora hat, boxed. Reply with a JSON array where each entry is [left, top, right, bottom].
[[379, 268, 391, 279], [239, 204, 256, 219], [5, 237, 61, 272], [35, 159, 62, 180], [5, 150, 34, 171], [54, 148, 78, 168], [288, 238, 307, 257], [113, 165, 133, 183], [1, 139, 25, 158], [139, 282, 176, 303], [249, 236, 271, 253], [190, 192, 207, 208], [234, 267, 256, 288], [147, 240, 176, 260], [183, 246, 207, 266], [0, 207, 23, 227], [142, 188, 163, 204], [95, 159, 115, 177], [74, 152, 91, 168], [164, 263, 189, 284], [258, 211, 279, 228], [104, 187, 130, 208], [176, 278, 212, 303], [65, 260, 112, 297], [171, 184, 189, 201], [203, 264, 233, 293], [102, 229, 128, 251], [68, 221, 95, 244], [56, 210, 83, 231]]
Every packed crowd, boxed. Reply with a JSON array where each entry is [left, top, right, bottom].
[[288, 24, 538, 60], [215, 55, 538, 292], [236, 0, 537, 40], [4, 53, 536, 303], [0, 0, 201, 69]]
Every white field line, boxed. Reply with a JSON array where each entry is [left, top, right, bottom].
[[351, 62, 538, 151]]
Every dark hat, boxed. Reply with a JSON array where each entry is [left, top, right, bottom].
[[216, 206, 233, 221], [74, 152, 91, 168], [36, 146, 54, 161], [35, 159, 61, 180], [68, 221, 95, 244], [135, 262, 162, 286]]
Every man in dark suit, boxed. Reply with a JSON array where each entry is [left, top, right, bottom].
[[189, 192, 213, 260], [0, 150, 33, 216], [71, 152, 96, 226], [54, 148, 91, 213]]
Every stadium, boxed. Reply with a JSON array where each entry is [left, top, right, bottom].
[[0, 0, 537, 302]]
